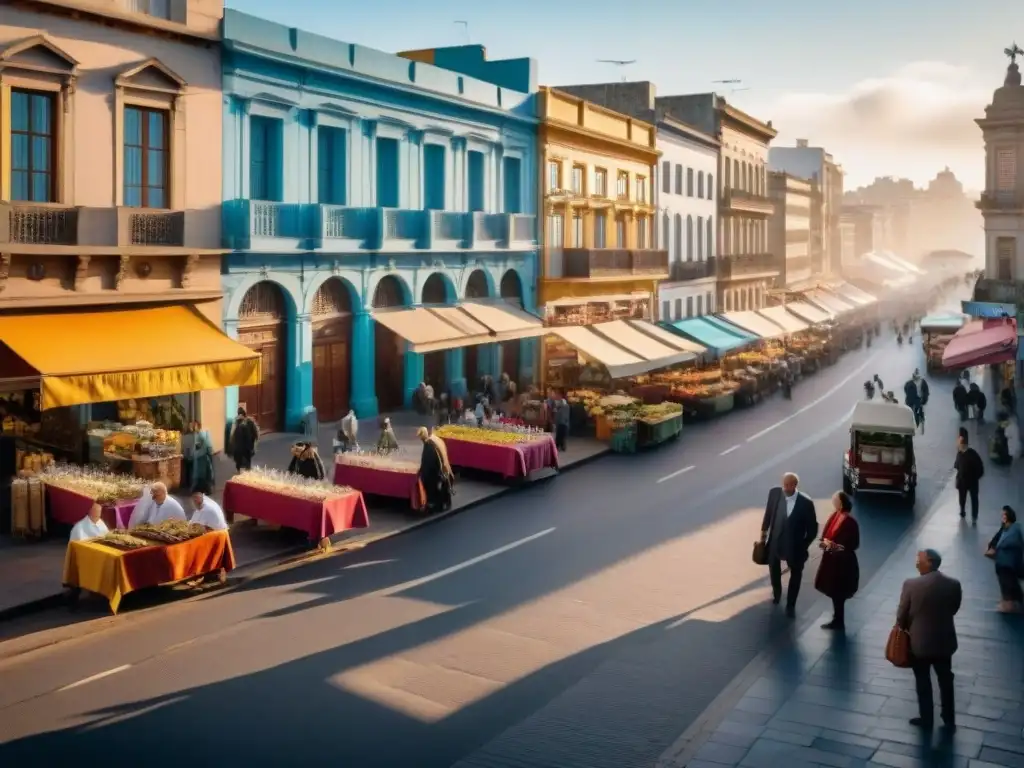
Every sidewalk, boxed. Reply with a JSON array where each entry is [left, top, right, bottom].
[[662, 481, 1024, 768], [0, 413, 607, 618]]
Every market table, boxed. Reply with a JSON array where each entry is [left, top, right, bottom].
[[62, 530, 235, 614], [333, 461, 426, 511], [442, 435, 559, 479], [45, 484, 138, 530], [221, 480, 370, 542]]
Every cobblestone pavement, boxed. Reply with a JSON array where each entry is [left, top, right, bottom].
[[660, 474, 1024, 768]]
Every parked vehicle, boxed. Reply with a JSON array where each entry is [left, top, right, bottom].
[[842, 401, 918, 505]]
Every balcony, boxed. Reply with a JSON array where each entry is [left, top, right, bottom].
[[717, 253, 780, 281], [977, 192, 1024, 212], [973, 277, 1024, 303], [561, 248, 669, 279], [1, 203, 79, 246], [240, 200, 307, 250], [668, 257, 717, 282], [318, 206, 375, 249], [118, 209, 185, 246], [723, 189, 775, 215]]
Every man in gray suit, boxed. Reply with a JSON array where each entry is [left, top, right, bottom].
[[896, 548, 963, 729], [761, 472, 819, 618]]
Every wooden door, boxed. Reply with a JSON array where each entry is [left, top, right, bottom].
[[501, 341, 521, 388], [424, 351, 447, 394], [237, 336, 284, 433], [375, 324, 405, 412], [313, 338, 350, 422]]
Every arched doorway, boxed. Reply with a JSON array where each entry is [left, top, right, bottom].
[[421, 273, 449, 393], [373, 275, 407, 412], [499, 269, 523, 386], [463, 269, 490, 385], [237, 281, 287, 433], [311, 278, 352, 422]]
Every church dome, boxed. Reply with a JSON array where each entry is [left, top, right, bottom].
[[986, 58, 1024, 119]]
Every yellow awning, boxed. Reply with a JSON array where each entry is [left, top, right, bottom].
[[0, 305, 261, 410], [757, 306, 809, 334], [373, 301, 547, 354]]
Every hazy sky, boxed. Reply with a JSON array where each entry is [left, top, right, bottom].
[[229, 0, 1015, 191]]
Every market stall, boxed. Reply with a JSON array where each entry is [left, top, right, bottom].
[[63, 523, 235, 614], [432, 424, 559, 478], [573, 395, 683, 453], [222, 468, 370, 546], [35, 465, 144, 530], [920, 312, 967, 371], [660, 316, 754, 359], [91, 417, 184, 490], [333, 452, 426, 510], [941, 318, 1017, 369]]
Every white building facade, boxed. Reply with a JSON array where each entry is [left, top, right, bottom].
[[655, 118, 719, 321]]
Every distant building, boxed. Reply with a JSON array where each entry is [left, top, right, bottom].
[[551, 81, 718, 321], [768, 172, 815, 287]]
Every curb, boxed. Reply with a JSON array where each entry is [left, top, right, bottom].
[[0, 447, 611, 628], [657, 474, 958, 768]]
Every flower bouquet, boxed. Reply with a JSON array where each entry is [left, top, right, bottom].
[[40, 464, 146, 504], [231, 467, 355, 502], [434, 425, 538, 446], [336, 450, 420, 475]]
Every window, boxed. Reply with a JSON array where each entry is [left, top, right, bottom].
[[467, 150, 485, 212], [594, 168, 608, 197], [724, 162, 731, 190], [502, 156, 522, 213], [696, 294, 703, 315], [686, 215, 694, 260], [375, 137, 400, 208], [616, 171, 629, 200], [685, 297, 693, 318], [662, 301, 671, 321], [424, 143, 446, 211], [707, 174, 714, 200], [594, 213, 606, 248], [696, 216, 703, 258], [250, 115, 282, 201], [697, 171, 704, 199], [637, 175, 648, 203], [662, 215, 669, 251], [706, 292, 713, 313], [317, 126, 347, 205], [662, 160, 671, 193], [547, 160, 561, 191], [126, 0, 171, 19], [571, 213, 583, 247], [674, 165, 683, 194], [733, 159, 740, 189], [637, 217, 648, 248], [674, 214, 682, 262], [707, 216, 714, 258], [686, 168, 694, 197], [10, 89, 56, 202], [547, 213, 564, 248], [997, 237, 1015, 280], [124, 106, 169, 208], [998, 150, 1017, 192], [615, 216, 626, 247], [571, 165, 584, 195]]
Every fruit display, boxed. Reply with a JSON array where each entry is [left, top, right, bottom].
[[336, 451, 420, 475], [130, 519, 208, 543], [583, 394, 639, 417], [40, 464, 146, 504], [636, 402, 683, 424], [434, 425, 545, 446], [96, 532, 154, 551], [230, 467, 355, 502], [91, 420, 182, 460]]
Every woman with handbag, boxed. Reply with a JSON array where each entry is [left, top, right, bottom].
[[814, 490, 860, 630], [986, 505, 1023, 613]]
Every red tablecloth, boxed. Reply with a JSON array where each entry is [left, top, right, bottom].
[[221, 481, 370, 541], [333, 462, 426, 510], [443, 435, 560, 478], [45, 484, 138, 530]]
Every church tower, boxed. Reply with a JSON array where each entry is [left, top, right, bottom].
[[977, 45, 1024, 281]]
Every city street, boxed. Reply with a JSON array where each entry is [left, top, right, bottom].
[[0, 335, 980, 767]]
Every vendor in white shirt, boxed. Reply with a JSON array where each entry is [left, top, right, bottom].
[[190, 491, 228, 531], [128, 482, 186, 528], [70, 503, 109, 542]]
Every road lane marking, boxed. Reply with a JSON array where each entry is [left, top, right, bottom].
[[720, 445, 741, 456], [657, 465, 695, 484], [343, 559, 396, 570], [58, 664, 131, 692], [746, 354, 878, 443], [377, 528, 556, 597]]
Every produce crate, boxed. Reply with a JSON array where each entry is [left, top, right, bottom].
[[132, 454, 182, 491], [609, 423, 637, 454], [637, 414, 682, 448]]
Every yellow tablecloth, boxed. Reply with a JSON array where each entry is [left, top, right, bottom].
[[62, 531, 235, 614]]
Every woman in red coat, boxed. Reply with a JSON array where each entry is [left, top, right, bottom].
[[814, 490, 860, 630]]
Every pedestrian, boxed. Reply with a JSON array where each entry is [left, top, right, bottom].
[[228, 407, 259, 472], [896, 548, 962, 730], [952, 379, 968, 422], [760, 472, 819, 618], [953, 431, 984, 522], [986, 506, 1024, 613], [814, 490, 860, 631], [1000, 384, 1015, 416], [189, 423, 215, 495], [1004, 412, 1021, 460], [417, 426, 454, 512], [287, 440, 326, 481], [552, 392, 570, 451]]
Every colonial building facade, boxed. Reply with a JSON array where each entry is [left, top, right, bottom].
[[767, 172, 815, 287], [0, 0, 232, 448], [221, 12, 538, 430]]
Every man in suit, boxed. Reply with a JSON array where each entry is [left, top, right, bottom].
[[761, 472, 819, 617], [896, 548, 963, 730], [954, 430, 984, 522]]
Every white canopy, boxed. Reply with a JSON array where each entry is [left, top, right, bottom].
[[551, 320, 699, 378], [757, 306, 809, 334], [718, 311, 787, 339], [851, 401, 917, 435], [806, 290, 855, 315], [785, 301, 833, 324]]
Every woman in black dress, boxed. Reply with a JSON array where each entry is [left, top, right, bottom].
[[417, 427, 454, 512]]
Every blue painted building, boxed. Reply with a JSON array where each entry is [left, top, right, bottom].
[[220, 11, 539, 432]]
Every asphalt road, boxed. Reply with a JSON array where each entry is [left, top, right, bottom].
[[0, 326, 971, 768]]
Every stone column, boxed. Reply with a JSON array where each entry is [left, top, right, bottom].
[[350, 311, 378, 418], [223, 318, 241, 437], [445, 348, 467, 400]]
